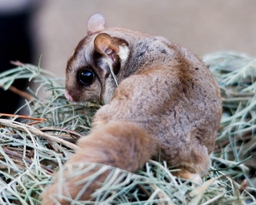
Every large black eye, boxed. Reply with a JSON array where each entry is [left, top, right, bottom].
[[78, 70, 95, 85]]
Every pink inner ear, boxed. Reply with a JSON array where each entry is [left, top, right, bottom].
[[94, 33, 119, 58], [87, 13, 107, 34]]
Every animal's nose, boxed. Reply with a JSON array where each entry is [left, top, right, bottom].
[[64, 89, 73, 102]]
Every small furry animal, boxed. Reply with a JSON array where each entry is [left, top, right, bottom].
[[41, 13, 222, 204]]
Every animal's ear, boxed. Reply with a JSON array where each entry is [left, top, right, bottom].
[[87, 13, 107, 35], [94, 33, 119, 60]]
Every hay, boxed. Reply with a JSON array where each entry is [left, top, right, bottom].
[[0, 52, 255, 204]]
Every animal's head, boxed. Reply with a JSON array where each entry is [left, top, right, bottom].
[[65, 13, 129, 104]]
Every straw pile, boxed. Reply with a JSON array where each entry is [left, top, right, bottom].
[[0, 51, 255, 204]]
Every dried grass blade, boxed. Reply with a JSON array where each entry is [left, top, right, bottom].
[[188, 177, 221, 205], [0, 119, 79, 150]]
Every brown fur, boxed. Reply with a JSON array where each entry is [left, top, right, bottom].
[[41, 13, 222, 204]]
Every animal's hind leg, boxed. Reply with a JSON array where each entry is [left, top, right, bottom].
[[168, 144, 211, 184]]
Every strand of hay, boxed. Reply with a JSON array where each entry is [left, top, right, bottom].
[[0, 52, 255, 204]]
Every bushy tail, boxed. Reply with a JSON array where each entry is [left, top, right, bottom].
[[41, 121, 158, 204]]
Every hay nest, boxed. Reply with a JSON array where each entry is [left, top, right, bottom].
[[0, 51, 256, 204]]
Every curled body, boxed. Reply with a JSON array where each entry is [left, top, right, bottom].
[[41, 14, 222, 204]]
